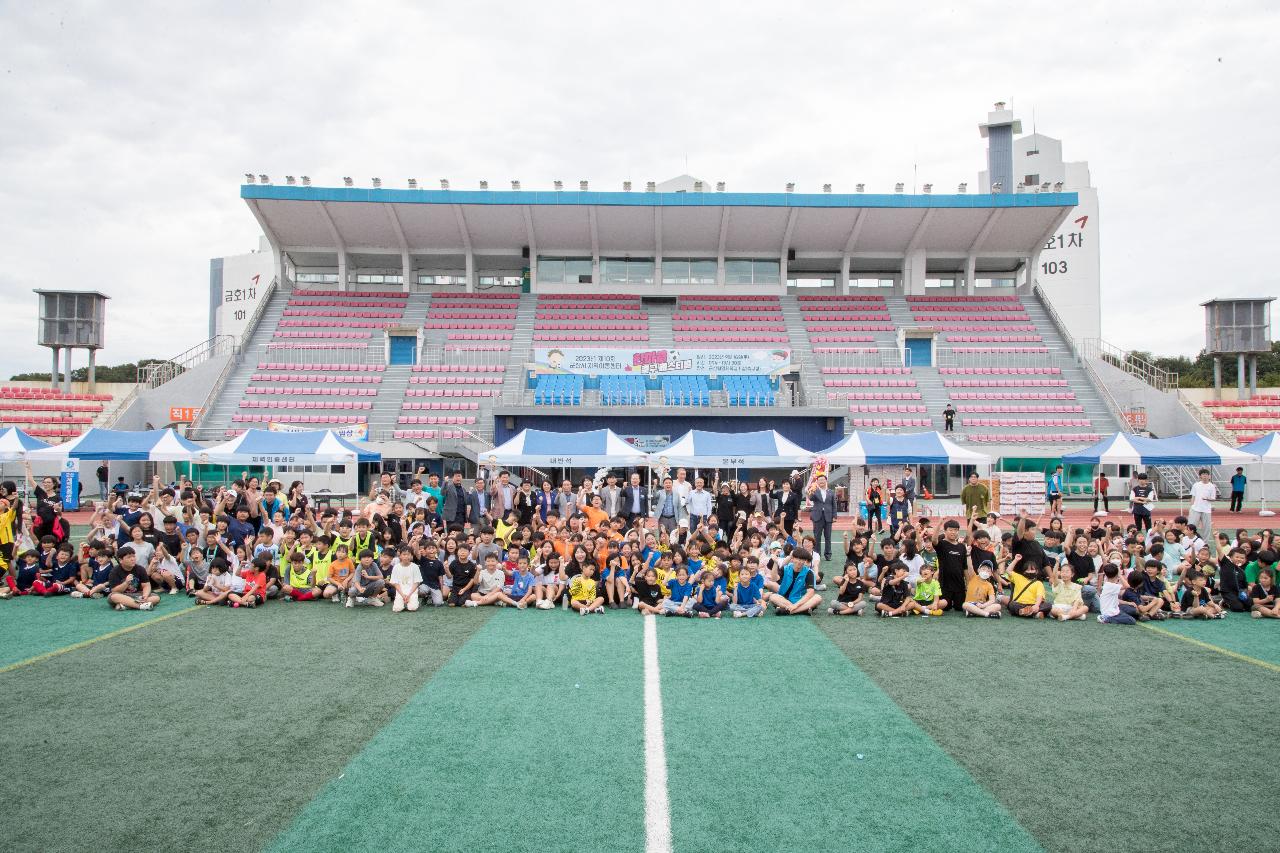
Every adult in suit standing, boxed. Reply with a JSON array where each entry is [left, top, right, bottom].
[[488, 470, 517, 521], [619, 472, 649, 524], [554, 479, 578, 520], [441, 471, 469, 528], [468, 478, 493, 526], [598, 474, 623, 518], [775, 480, 800, 535], [807, 474, 837, 561]]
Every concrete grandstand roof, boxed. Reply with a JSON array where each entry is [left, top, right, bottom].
[[242, 185, 1076, 262]]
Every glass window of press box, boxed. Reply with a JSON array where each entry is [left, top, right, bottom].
[[38, 292, 106, 347], [537, 258, 593, 284], [724, 259, 781, 285], [601, 258, 655, 285], [662, 260, 717, 285]]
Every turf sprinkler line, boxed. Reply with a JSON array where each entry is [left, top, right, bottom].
[[643, 614, 673, 853], [0, 606, 200, 675], [1138, 623, 1280, 674]]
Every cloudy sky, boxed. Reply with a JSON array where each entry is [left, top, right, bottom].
[[1, 0, 1276, 374]]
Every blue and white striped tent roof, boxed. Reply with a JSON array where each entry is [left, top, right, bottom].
[[654, 430, 814, 467], [1062, 432, 1257, 466], [1238, 432, 1280, 463], [195, 429, 380, 465], [486, 429, 649, 466], [819, 431, 992, 466], [27, 428, 203, 462], [0, 427, 53, 461]]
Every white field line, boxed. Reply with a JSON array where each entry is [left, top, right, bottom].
[[643, 614, 673, 853]]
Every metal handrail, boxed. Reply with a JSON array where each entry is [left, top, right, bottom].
[[190, 276, 277, 435], [1031, 282, 1078, 358], [1176, 391, 1237, 445], [1081, 355, 1136, 434], [1078, 337, 1179, 392], [138, 335, 237, 389]]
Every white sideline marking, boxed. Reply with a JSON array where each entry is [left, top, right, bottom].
[[643, 614, 673, 853]]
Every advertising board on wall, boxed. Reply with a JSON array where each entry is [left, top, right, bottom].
[[532, 348, 791, 377]]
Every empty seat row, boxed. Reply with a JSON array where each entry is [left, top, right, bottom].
[[431, 292, 519, 299], [245, 373, 378, 384], [923, 324, 1038, 332], [663, 375, 711, 406], [1218, 419, 1280, 428], [673, 312, 784, 321], [674, 323, 786, 332], [939, 367, 1061, 375], [266, 342, 369, 349], [0, 401, 104, 412], [536, 293, 637, 301], [288, 299, 406, 308], [0, 387, 112, 401], [246, 386, 377, 396], [802, 313, 891, 322], [949, 392, 1076, 400], [821, 367, 911, 375], [1, 414, 94, 425], [443, 344, 511, 352], [946, 335, 1043, 343], [673, 334, 789, 343], [944, 379, 1069, 387], [912, 314, 1029, 322], [809, 338, 878, 347], [278, 320, 394, 330], [446, 332, 513, 340], [397, 416, 478, 425], [724, 375, 776, 406], [797, 294, 886, 302], [22, 427, 85, 438], [239, 400, 373, 410], [534, 374, 584, 405], [964, 418, 1092, 427], [803, 332, 875, 341], [812, 324, 895, 333], [956, 404, 1083, 413], [951, 346, 1049, 355], [233, 414, 365, 424], [848, 418, 932, 427], [392, 429, 468, 440], [910, 303, 1026, 312], [805, 321, 888, 330], [599, 375, 649, 406], [966, 433, 1101, 443], [283, 310, 401, 319], [1202, 398, 1280, 407], [406, 388, 498, 398], [410, 375, 503, 385], [412, 364, 505, 373], [427, 310, 518, 319], [533, 333, 649, 342], [295, 289, 407, 298], [827, 392, 922, 401], [905, 294, 1019, 302], [402, 401, 480, 411], [256, 362, 383, 372], [848, 404, 927, 413], [676, 304, 779, 312], [538, 322, 650, 331], [275, 331, 372, 339], [824, 379, 917, 388], [426, 321, 516, 330], [679, 295, 779, 302], [536, 311, 645, 320]]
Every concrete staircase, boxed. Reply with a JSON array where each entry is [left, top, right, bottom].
[[499, 294, 537, 404], [198, 288, 290, 436], [777, 297, 825, 407], [1019, 295, 1122, 433], [641, 298, 675, 351]]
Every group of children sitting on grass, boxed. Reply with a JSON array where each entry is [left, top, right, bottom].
[[1, 473, 1277, 624]]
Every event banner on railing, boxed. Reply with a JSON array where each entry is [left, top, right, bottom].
[[532, 348, 791, 376], [269, 421, 370, 441]]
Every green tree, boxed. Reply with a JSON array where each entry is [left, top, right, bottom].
[[10, 359, 168, 384]]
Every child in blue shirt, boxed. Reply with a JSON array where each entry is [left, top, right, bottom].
[[5, 550, 40, 596], [729, 564, 765, 618], [691, 572, 726, 618], [661, 566, 694, 616], [499, 557, 535, 609]]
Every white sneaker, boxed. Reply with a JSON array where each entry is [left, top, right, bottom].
[[594, 606, 606, 614], [70, 590, 85, 598], [168, 588, 178, 595], [114, 603, 125, 611], [516, 602, 526, 610], [345, 595, 355, 608], [464, 600, 478, 608], [139, 602, 154, 611], [371, 598, 385, 607], [579, 606, 587, 616], [732, 610, 743, 618]]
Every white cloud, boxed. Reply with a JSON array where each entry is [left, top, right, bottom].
[[1, 0, 1276, 374]]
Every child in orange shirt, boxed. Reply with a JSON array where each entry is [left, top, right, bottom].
[[323, 544, 356, 603]]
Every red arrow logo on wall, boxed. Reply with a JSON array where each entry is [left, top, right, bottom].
[[1074, 215, 1088, 230]]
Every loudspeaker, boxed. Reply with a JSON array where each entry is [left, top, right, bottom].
[[787, 248, 796, 262], [521, 246, 530, 259], [505, 416, 515, 430], [826, 418, 835, 430]]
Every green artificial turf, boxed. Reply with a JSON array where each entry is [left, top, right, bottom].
[[816, 610, 1280, 853], [0, 594, 198, 669], [267, 607, 647, 853], [656, 614, 1041, 853], [0, 602, 492, 853], [1139, 613, 1280, 668]]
